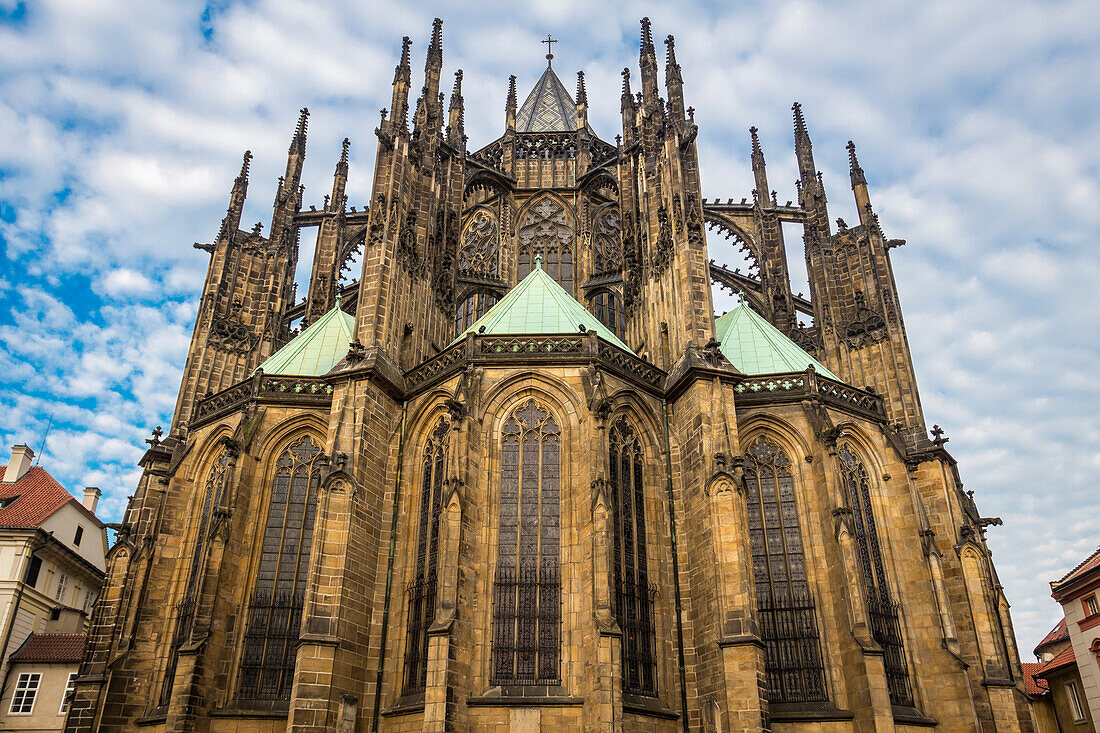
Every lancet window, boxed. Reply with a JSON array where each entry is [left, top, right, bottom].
[[518, 196, 575, 295], [403, 418, 450, 693], [838, 443, 914, 708], [742, 436, 827, 703], [609, 418, 657, 696], [591, 207, 623, 275], [455, 292, 498, 337], [591, 291, 626, 341], [458, 209, 499, 276], [492, 399, 561, 686], [237, 435, 323, 701], [160, 449, 230, 706]]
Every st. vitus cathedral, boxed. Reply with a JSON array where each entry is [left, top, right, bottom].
[[66, 17, 1035, 733]]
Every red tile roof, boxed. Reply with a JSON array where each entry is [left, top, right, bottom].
[[1035, 645, 1077, 678], [8, 633, 86, 664], [1053, 546, 1100, 594], [0, 466, 101, 528], [1034, 617, 1069, 656], [1021, 662, 1050, 696]]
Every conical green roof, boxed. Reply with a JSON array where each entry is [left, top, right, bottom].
[[715, 298, 838, 379], [255, 301, 355, 376], [516, 66, 578, 133], [451, 261, 634, 354]]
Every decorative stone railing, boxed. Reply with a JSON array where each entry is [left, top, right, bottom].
[[191, 372, 334, 427], [733, 369, 886, 419]]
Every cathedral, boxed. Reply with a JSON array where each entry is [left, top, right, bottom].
[[65, 17, 1036, 733]]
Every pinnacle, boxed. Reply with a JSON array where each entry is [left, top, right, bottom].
[[400, 36, 412, 69], [640, 17, 654, 55], [339, 138, 350, 165], [750, 127, 762, 157], [576, 70, 587, 105], [664, 34, 677, 67], [792, 101, 807, 138], [240, 150, 253, 178]]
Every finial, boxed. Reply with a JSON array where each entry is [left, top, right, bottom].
[[400, 36, 412, 70], [576, 70, 587, 104], [737, 290, 746, 306], [240, 149, 253, 177], [335, 292, 342, 307], [535, 253, 543, 269], [340, 137, 350, 164], [640, 17, 654, 53], [749, 126, 761, 156], [430, 18, 443, 56], [665, 34, 678, 66], [792, 102, 807, 138], [542, 33, 557, 66], [847, 140, 866, 185]]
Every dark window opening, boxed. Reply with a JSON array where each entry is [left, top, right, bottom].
[[609, 417, 658, 696], [743, 436, 827, 704], [591, 291, 626, 341], [839, 444, 913, 708], [403, 417, 449, 694], [237, 435, 322, 701], [492, 399, 561, 686], [23, 555, 42, 588], [74, 526, 84, 547]]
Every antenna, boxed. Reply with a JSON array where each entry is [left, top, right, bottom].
[[35, 413, 53, 465]]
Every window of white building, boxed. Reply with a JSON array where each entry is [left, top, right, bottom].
[[9, 673, 40, 714]]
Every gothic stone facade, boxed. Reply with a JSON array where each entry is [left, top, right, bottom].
[[66, 17, 1034, 733]]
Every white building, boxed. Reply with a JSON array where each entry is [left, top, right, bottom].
[[0, 445, 107, 730]]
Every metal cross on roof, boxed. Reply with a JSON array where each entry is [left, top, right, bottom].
[[542, 33, 557, 66]]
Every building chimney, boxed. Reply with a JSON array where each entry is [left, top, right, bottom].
[[82, 487, 101, 513], [3, 445, 34, 484]]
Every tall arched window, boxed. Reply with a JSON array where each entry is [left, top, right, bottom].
[[458, 209, 499, 276], [492, 399, 561, 686], [160, 449, 229, 706], [455, 292, 498, 337], [403, 418, 449, 693], [742, 436, 827, 703], [518, 196, 575, 295], [237, 435, 323, 701], [609, 417, 657, 696], [590, 291, 626, 341], [838, 443, 913, 707]]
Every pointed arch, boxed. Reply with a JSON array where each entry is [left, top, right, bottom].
[[491, 398, 562, 685], [458, 206, 500, 277], [837, 441, 913, 707], [608, 414, 658, 696], [517, 192, 575, 294], [590, 203, 622, 276], [741, 434, 827, 703], [236, 433, 325, 701], [403, 415, 450, 693]]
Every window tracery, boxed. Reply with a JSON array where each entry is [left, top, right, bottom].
[[742, 436, 827, 703], [458, 209, 498, 276], [237, 435, 323, 701], [591, 207, 622, 275], [160, 449, 229, 706], [403, 417, 449, 693], [838, 443, 913, 707], [609, 418, 657, 696], [591, 291, 626, 341], [492, 399, 561, 686], [518, 196, 574, 295]]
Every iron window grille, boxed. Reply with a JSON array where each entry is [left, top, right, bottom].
[[743, 436, 828, 704], [403, 418, 449, 693], [609, 417, 658, 696], [491, 400, 561, 686], [236, 435, 322, 701], [838, 444, 914, 708]]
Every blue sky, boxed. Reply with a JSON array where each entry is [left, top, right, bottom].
[[1, 0, 1097, 656]]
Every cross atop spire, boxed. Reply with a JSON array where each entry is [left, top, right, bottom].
[[542, 33, 557, 66]]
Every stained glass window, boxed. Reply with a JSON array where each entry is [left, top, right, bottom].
[[492, 399, 561, 686], [403, 418, 449, 693], [742, 436, 827, 703], [591, 291, 626, 341], [838, 443, 913, 707], [455, 292, 498, 337], [237, 435, 323, 701], [609, 418, 657, 696], [160, 449, 229, 706], [518, 196, 575, 295]]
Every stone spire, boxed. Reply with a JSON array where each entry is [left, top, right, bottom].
[[621, 67, 636, 141], [750, 127, 770, 208], [792, 102, 828, 235], [329, 138, 350, 213], [218, 150, 251, 242], [638, 17, 659, 107], [505, 74, 517, 131], [413, 18, 445, 139], [664, 34, 685, 120], [388, 36, 412, 133], [576, 70, 588, 129], [271, 108, 308, 242], [447, 70, 465, 146], [847, 140, 874, 227]]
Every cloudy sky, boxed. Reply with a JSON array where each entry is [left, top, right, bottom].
[[1, 0, 1097, 655]]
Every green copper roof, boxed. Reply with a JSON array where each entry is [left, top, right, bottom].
[[452, 260, 634, 354], [516, 66, 578, 133], [715, 298, 838, 379], [255, 301, 355, 376]]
